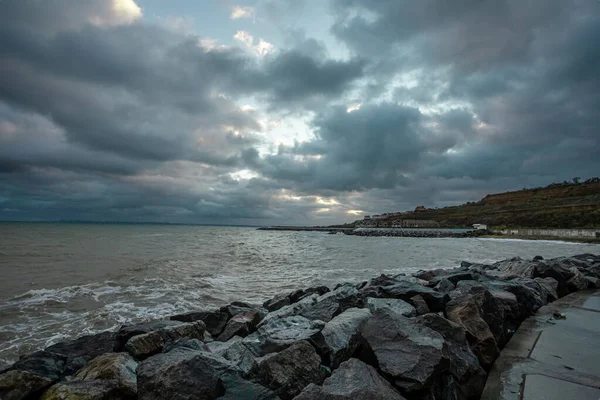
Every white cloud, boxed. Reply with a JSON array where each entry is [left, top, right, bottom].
[[90, 0, 142, 26], [230, 6, 255, 20], [234, 31, 275, 57]]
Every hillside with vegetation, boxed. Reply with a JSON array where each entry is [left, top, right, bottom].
[[350, 178, 600, 229]]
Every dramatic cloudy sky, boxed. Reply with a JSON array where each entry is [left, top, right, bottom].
[[0, 0, 599, 225]]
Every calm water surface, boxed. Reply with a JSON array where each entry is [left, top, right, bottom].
[[1, 222, 598, 363]]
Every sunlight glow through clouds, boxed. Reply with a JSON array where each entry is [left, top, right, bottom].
[[230, 6, 255, 20], [90, 0, 142, 26], [234, 31, 274, 56]]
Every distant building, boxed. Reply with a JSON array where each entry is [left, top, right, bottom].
[[364, 215, 371, 220], [414, 206, 427, 212], [473, 224, 488, 230]]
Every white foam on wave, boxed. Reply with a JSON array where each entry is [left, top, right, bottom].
[[475, 237, 585, 245]]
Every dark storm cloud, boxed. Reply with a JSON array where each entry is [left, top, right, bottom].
[[1, 0, 600, 223]]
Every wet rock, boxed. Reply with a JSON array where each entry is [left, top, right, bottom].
[[243, 316, 325, 356], [264, 293, 291, 312], [409, 295, 431, 315], [115, 320, 184, 352], [312, 308, 372, 368], [218, 311, 261, 342], [0, 369, 53, 400], [204, 330, 214, 343], [533, 255, 544, 261], [530, 277, 559, 302], [72, 352, 137, 397], [445, 295, 499, 369], [220, 301, 268, 321], [293, 358, 406, 400], [208, 336, 256, 376], [163, 338, 210, 353], [292, 286, 330, 302], [586, 275, 599, 288], [124, 321, 206, 359], [416, 314, 486, 399], [45, 331, 116, 364], [316, 285, 363, 312], [258, 294, 320, 328], [489, 257, 539, 279], [429, 272, 475, 287], [170, 310, 229, 337], [250, 341, 325, 400], [41, 380, 135, 400], [296, 296, 341, 323], [366, 297, 416, 317], [433, 278, 455, 293], [358, 308, 447, 393], [8, 350, 68, 381], [137, 347, 275, 400], [533, 261, 576, 297], [376, 281, 449, 312], [567, 267, 589, 291]]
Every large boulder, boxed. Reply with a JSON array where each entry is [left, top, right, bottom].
[[366, 297, 416, 317], [258, 295, 320, 328], [220, 301, 268, 321], [217, 311, 261, 342], [0, 369, 53, 400], [311, 308, 372, 368], [170, 310, 229, 337], [250, 341, 325, 400], [358, 308, 447, 393], [263, 293, 292, 312], [41, 380, 136, 400], [243, 316, 325, 357], [45, 331, 116, 364], [293, 358, 406, 400], [416, 314, 487, 400], [115, 320, 185, 352], [207, 336, 256, 376], [296, 296, 341, 323], [124, 321, 206, 359], [137, 347, 276, 400], [71, 352, 137, 397], [317, 285, 363, 311], [567, 267, 589, 291], [533, 261, 576, 297], [367, 281, 449, 312], [445, 295, 499, 369]]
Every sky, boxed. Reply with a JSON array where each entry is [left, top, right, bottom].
[[0, 0, 599, 225]]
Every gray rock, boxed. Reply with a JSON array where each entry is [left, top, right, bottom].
[[416, 314, 486, 399], [585, 275, 600, 288], [533, 260, 576, 297], [7, 350, 69, 381], [0, 369, 53, 400], [220, 301, 268, 321], [258, 294, 320, 328], [208, 336, 256, 376], [263, 293, 291, 312], [312, 308, 372, 368], [366, 297, 416, 317], [433, 278, 456, 293], [137, 347, 275, 400], [532, 277, 559, 302], [375, 281, 448, 312], [45, 331, 116, 363], [218, 311, 261, 342], [292, 286, 330, 302], [250, 341, 325, 400], [296, 296, 341, 323], [41, 380, 136, 400], [445, 295, 499, 369], [243, 316, 325, 357], [163, 338, 210, 353], [124, 321, 205, 359], [170, 310, 229, 337], [72, 352, 137, 397], [567, 266, 589, 291], [409, 294, 431, 315], [317, 285, 363, 311], [115, 320, 184, 352], [293, 358, 406, 400], [358, 308, 447, 393]]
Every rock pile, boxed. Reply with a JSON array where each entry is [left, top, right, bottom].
[[1, 253, 599, 400]]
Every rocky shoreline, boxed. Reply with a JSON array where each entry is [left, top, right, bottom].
[[1, 254, 599, 400]]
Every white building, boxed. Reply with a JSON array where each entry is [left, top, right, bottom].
[[473, 224, 488, 230]]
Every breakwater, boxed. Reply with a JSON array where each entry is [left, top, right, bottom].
[[1, 253, 599, 399], [259, 226, 486, 238]]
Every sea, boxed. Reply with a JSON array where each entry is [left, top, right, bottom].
[[1, 222, 599, 364]]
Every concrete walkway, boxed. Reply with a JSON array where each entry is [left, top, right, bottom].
[[482, 289, 600, 400]]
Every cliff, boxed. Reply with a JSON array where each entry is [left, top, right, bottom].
[[355, 179, 600, 229]]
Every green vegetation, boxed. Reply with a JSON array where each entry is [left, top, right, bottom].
[[351, 178, 600, 229]]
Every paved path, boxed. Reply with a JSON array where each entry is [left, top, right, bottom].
[[482, 289, 600, 400]]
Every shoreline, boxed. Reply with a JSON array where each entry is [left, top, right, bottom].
[[1, 253, 599, 399]]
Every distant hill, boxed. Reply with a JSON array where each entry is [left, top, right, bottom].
[[351, 178, 600, 229]]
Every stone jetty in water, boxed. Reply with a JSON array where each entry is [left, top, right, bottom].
[[1, 253, 599, 400]]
